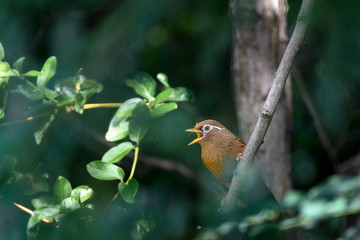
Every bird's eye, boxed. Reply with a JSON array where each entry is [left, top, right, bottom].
[[203, 124, 212, 133]]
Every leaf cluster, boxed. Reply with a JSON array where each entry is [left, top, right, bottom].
[[0, 43, 193, 238], [27, 176, 94, 239], [196, 174, 360, 239], [0, 42, 103, 144], [87, 72, 191, 204]]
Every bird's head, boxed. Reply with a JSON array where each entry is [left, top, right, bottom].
[[185, 120, 226, 146]]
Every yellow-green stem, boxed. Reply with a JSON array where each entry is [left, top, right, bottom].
[[126, 146, 139, 184], [83, 103, 122, 110], [0, 103, 122, 128]]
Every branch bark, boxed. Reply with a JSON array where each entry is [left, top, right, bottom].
[[231, 0, 292, 201], [222, 0, 315, 210]]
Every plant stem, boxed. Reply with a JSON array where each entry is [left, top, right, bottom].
[[126, 146, 139, 184], [83, 103, 122, 110], [0, 103, 122, 128], [0, 112, 49, 128], [104, 192, 120, 213]]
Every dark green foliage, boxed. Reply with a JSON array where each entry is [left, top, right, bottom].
[[25, 176, 94, 239], [1, 0, 360, 239]]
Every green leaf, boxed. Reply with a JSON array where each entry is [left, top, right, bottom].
[[71, 185, 93, 203], [37, 56, 57, 87], [0, 62, 11, 87], [32, 196, 56, 210], [86, 161, 125, 181], [42, 87, 59, 100], [27, 213, 41, 239], [125, 72, 156, 101], [53, 77, 77, 106], [115, 98, 142, 118], [35, 206, 60, 220], [12, 84, 44, 101], [129, 101, 151, 144], [105, 118, 129, 142], [79, 78, 103, 93], [153, 88, 174, 105], [74, 93, 86, 114], [168, 87, 193, 102], [0, 62, 10, 74], [102, 142, 134, 163], [0, 42, 4, 61], [60, 197, 81, 212], [13, 57, 25, 72], [150, 102, 177, 117], [54, 176, 72, 203], [156, 73, 170, 88], [118, 178, 139, 204], [34, 110, 57, 145], [24, 70, 42, 77], [105, 98, 142, 142]]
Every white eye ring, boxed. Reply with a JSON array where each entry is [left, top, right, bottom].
[[203, 124, 212, 133], [202, 124, 223, 134]]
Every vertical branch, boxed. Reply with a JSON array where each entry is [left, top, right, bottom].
[[230, 0, 292, 200], [222, 0, 315, 210]]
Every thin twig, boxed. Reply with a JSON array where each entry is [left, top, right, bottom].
[[0, 112, 50, 128], [292, 67, 338, 169], [103, 192, 120, 213], [0, 102, 122, 128], [13, 202, 55, 225], [222, 0, 315, 210]]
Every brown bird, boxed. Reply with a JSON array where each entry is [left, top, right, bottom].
[[186, 120, 246, 187]]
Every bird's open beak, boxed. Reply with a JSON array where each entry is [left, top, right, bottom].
[[185, 128, 203, 145]]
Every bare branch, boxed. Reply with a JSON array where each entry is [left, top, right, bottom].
[[292, 67, 338, 169], [222, 0, 315, 210]]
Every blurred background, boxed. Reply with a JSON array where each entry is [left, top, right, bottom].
[[1, 0, 360, 239]]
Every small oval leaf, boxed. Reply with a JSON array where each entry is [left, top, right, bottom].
[[60, 197, 81, 212], [125, 73, 156, 101], [37, 56, 57, 87], [87, 161, 125, 181], [118, 178, 139, 204], [54, 176, 72, 203], [129, 101, 151, 144], [168, 87, 193, 102], [31, 196, 56, 210], [115, 98, 142, 118], [153, 88, 174, 105], [156, 73, 170, 88], [102, 142, 134, 163], [13, 57, 25, 72], [105, 118, 129, 142], [24, 70, 42, 77], [71, 185, 94, 203], [150, 102, 177, 117]]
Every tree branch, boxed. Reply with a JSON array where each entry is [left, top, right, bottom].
[[222, 0, 315, 210], [292, 67, 338, 169]]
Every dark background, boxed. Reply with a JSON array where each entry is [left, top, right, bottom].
[[1, 0, 360, 239]]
